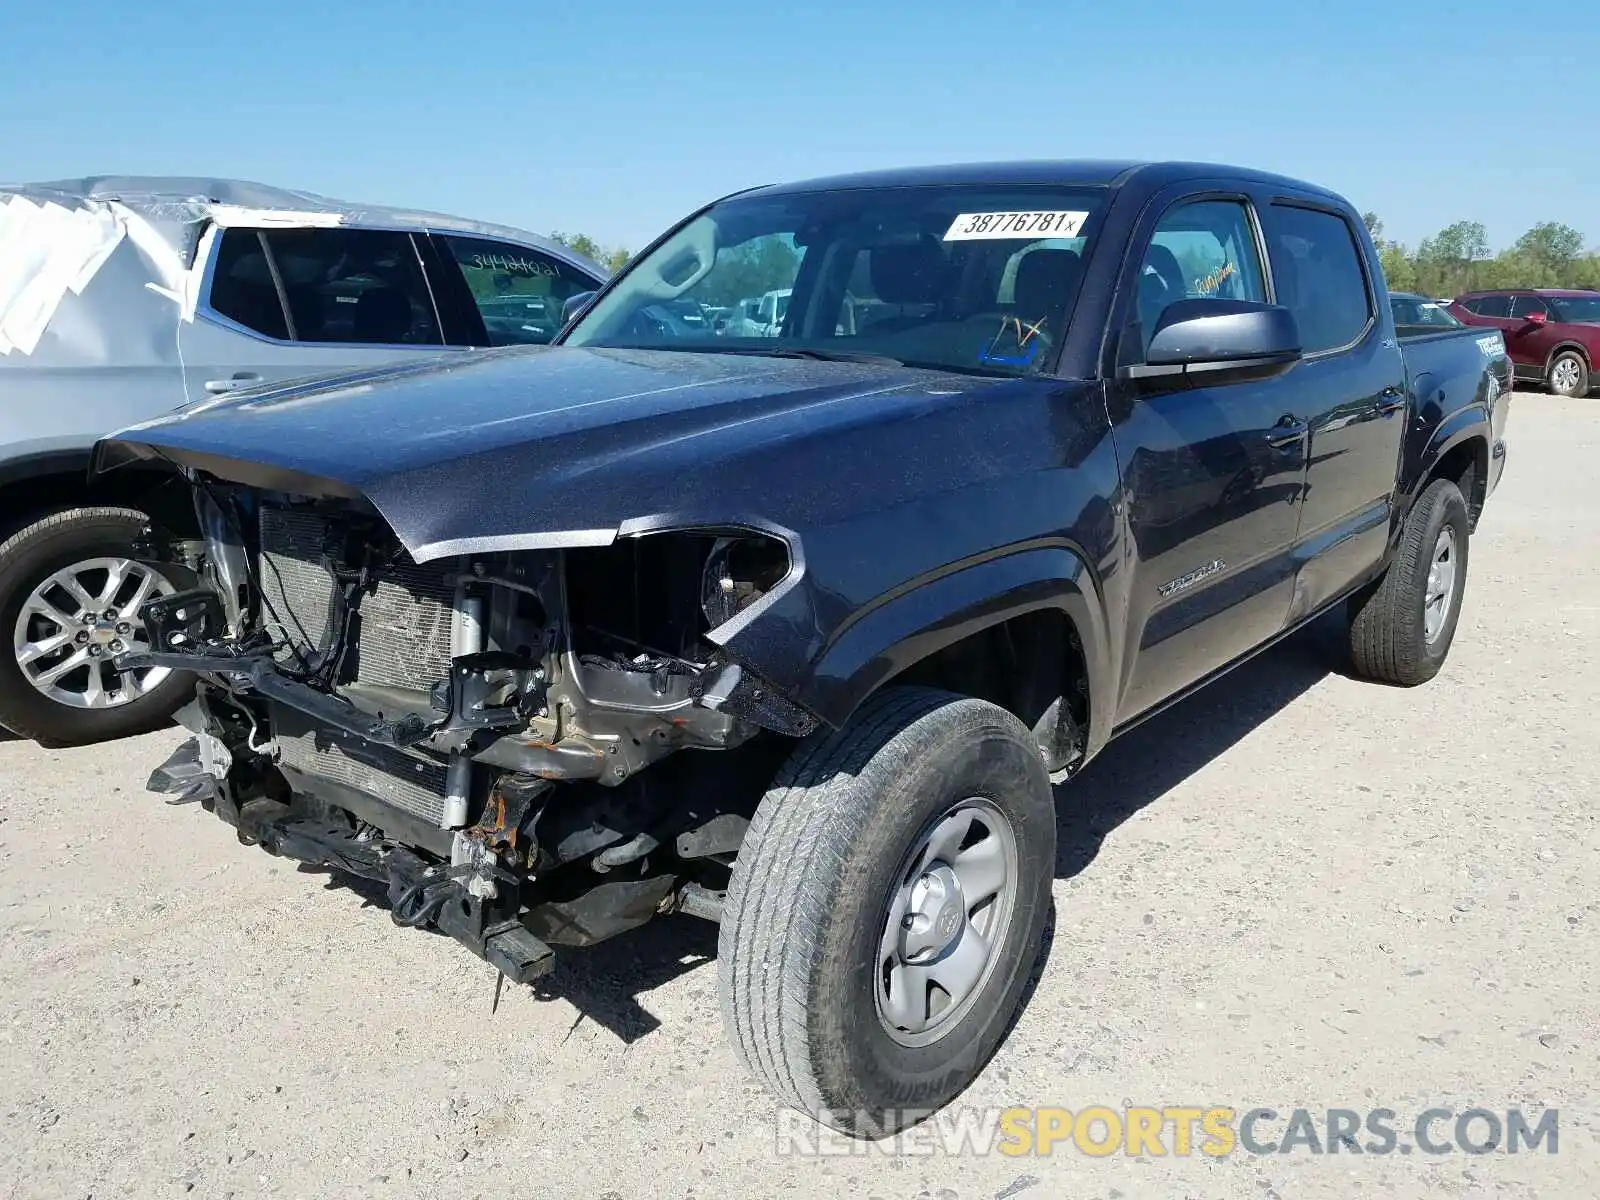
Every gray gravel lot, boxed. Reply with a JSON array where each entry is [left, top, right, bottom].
[[2, 392, 1595, 1200]]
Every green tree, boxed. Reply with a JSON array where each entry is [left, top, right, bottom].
[[1345, 214, 1596, 296], [1377, 242, 1416, 293], [1513, 222, 1585, 276], [694, 237, 801, 308], [549, 231, 632, 275], [1413, 221, 1490, 297], [1570, 255, 1600, 291], [1426, 220, 1491, 263]]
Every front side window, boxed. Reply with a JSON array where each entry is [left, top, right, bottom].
[[439, 236, 599, 345], [1508, 295, 1550, 320], [260, 228, 440, 345], [562, 184, 1108, 376], [1265, 206, 1374, 354], [1550, 294, 1600, 323], [1136, 199, 1268, 350]]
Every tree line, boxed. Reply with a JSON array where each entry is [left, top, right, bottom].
[[548, 231, 632, 274], [1363, 213, 1600, 298]]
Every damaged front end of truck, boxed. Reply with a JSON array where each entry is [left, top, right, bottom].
[[109, 452, 813, 983]]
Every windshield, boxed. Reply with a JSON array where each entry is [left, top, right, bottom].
[[562, 184, 1108, 375], [1551, 295, 1600, 323], [1390, 295, 1462, 328]]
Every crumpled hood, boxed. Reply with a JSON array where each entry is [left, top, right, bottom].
[[98, 345, 1006, 561]]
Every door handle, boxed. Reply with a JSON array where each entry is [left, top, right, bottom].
[[203, 372, 261, 394], [1374, 389, 1406, 416], [1265, 416, 1308, 450]]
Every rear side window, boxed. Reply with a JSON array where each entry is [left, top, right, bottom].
[[209, 229, 290, 341], [264, 229, 440, 345], [208, 228, 442, 345], [1465, 294, 1510, 318], [1264, 206, 1373, 354]]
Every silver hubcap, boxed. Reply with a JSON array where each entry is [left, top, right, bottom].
[[1423, 528, 1458, 644], [876, 798, 1019, 1047], [1552, 358, 1580, 394], [12, 557, 173, 709]]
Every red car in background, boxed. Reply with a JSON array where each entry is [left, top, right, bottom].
[[1448, 289, 1600, 397]]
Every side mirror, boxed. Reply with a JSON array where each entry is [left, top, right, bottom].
[[561, 291, 598, 326], [1121, 299, 1302, 390], [1524, 310, 1548, 326]]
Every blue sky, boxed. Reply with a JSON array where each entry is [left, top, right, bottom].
[[3, 0, 1595, 255]]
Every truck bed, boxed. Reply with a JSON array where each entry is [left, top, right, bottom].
[[1397, 324, 1512, 506]]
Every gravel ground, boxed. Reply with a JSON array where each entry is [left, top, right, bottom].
[[1, 393, 1595, 1200]]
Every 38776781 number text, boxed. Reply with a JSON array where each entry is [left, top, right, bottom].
[[942, 210, 1089, 241]]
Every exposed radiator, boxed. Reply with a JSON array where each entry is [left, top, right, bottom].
[[257, 507, 456, 691], [257, 506, 459, 826], [272, 704, 449, 827]]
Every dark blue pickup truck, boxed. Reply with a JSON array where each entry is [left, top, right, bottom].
[[97, 160, 1510, 1136]]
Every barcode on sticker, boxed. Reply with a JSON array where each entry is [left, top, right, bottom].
[[943, 211, 1088, 241]]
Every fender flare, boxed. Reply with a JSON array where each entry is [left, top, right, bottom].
[[797, 544, 1114, 753], [1402, 416, 1489, 536]]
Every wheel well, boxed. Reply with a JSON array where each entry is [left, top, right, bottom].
[[1427, 438, 1487, 531], [1547, 342, 1591, 371], [0, 463, 197, 543], [886, 609, 1090, 773]]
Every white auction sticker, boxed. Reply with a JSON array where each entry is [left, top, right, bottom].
[[943, 211, 1089, 241]]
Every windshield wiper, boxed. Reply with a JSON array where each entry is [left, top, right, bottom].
[[723, 347, 905, 366]]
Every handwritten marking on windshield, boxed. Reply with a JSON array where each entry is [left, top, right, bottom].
[[468, 253, 557, 277]]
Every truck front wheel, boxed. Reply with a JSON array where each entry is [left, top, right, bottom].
[[1347, 478, 1470, 686], [0, 508, 194, 746], [717, 686, 1055, 1137]]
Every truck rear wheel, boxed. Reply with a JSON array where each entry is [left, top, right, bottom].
[[717, 686, 1055, 1137], [1347, 478, 1469, 686], [0, 508, 194, 746]]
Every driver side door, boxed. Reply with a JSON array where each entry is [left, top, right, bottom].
[[1106, 190, 1309, 721]]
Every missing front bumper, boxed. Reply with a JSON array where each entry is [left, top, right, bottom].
[[145, 738, 555, 984]]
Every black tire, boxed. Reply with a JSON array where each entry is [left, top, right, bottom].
[[1547, 350, 1590, 398], [1347, 479, 1470, 686], [718, 686, 1055, 1137], [0, 508, 195, 746]]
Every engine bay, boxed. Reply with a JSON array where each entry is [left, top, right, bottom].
[[129, 478, 807, 979]]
